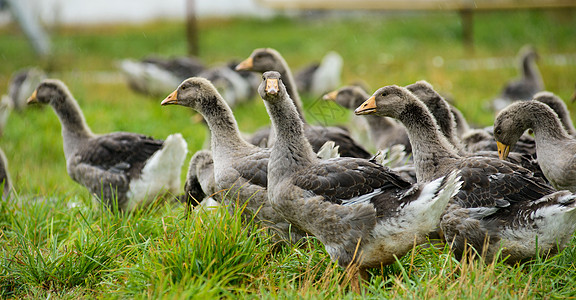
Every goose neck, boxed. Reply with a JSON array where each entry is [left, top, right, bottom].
[[397, 102, 460, 182], [266, 96, 316, 174]]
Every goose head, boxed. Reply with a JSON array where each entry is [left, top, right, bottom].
[[258, 71, 286, 103], [27, 79, 69, 105], [323, 85, 368, 110], [236, 48, 284, 72], [493, 101, 537, 160], [161, 77, 220, 112], [354, 85, 413, 119]]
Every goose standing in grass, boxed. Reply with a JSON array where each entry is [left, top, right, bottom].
[[494, 100, 576, 192], [28, 79, 187, 212], [355, 85, 576, 264], [161, 77, 308, 243], [236, 48, 371, 159], [491, 45, 544, 112], [259, 71, 462, 289], [323, 85, 411, 154], [534, 91, 576, 136]]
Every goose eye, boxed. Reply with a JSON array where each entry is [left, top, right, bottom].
[[495, 128, 502, 135]]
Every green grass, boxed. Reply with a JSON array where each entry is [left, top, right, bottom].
[[1, 9, 576, 298]]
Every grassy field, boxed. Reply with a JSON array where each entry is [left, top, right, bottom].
[[1, 9, 576, 298]]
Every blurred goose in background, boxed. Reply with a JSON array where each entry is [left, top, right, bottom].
[[260, 71, 462, 290], [0, 147, 12, 200], [0, 95, 13, 137], [355, 85, 576, 264], [236, 48, 371, 158], [323, 85, 412, 154], [6, 67, 46, 111], [295, 51, 343, 97], [494, 100, 576, 192], [534, 91, 576, 136], [119, 55, 205, 97], [491, 45, 544, 112], [197, 61, 260, 108], [161, 76, 308, 243], [28, 79, 188, 212]]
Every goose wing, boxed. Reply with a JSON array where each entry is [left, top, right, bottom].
[[292, 157, 411, 205], [455, 156, 555, 208]]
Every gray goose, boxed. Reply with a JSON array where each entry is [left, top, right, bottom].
[[534, 91, 576, 136], [7, 67, 47, 111], [180, 149, 218, 208], [355, 85, 576, 264], [323, 85, 412, 154], [260, 71, 461, 289], [294, 51, 343, 97], [28, 79, 187, 212], [196, 60, 260, 108], [0, 147, 12, 200], [406, 81, 543, 178], [161, 77, 308, 243], [494, 100, 576, 192], [236, 48, 371, 159], [491, 45, 544, 112], [119, 55, 205, 97]]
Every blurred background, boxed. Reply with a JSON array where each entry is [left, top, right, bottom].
[[0, 0, 575, 194]]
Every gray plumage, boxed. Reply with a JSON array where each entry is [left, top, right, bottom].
[[355, 85, 576, 263], [237, 48, 371, 159], [491, 45, 544, 112], [406, 80, 543, 178], [7, 67, 46, 111], [28, 79, 187, 212], [181, 149, 218, 207], [260, 71, 461, 284], [161, 77, 308, 244], [0, 147, 12, 200], [119, 55, 205, 97], [534, 91, 576, 136], [323, 85, 412, 154], [494, 100, 576, 192]]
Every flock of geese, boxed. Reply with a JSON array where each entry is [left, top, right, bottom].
[[3, 45, 576, 290]]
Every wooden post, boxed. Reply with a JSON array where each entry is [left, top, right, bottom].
[[460, 8, 474, 53], [186, 0, 199, 57]]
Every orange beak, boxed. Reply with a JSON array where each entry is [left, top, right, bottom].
[[27, 90, 38, 104], [265, 78, 279, 95], [322, 90, 338, 101], [496, 141, 511, 160], [235, 57, 253, 71], [161, 90, 178, 105], [354, 96, 377, 115]]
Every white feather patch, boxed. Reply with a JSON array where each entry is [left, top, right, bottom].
[[125, 133, 188, 211], [340, 188, 382, 206]]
